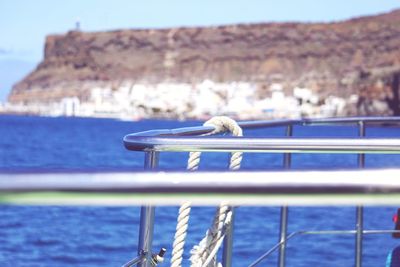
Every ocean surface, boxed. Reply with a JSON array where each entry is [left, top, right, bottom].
[[1, 115, 400, 267]]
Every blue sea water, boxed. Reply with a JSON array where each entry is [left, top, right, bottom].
[[1, 115, 400, 266]]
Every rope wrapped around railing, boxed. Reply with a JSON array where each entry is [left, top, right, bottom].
[[170, 116, 243, 267]]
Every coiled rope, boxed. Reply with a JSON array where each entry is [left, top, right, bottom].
[[170, 116, 243, 267]]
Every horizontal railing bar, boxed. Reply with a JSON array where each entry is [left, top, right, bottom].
[[301, 116, 400, 125], [4, 170, 400, 192], [127, 126, 217, 137], [124, 136, 400, 153], [237, 119, 302, 129], [128, 117, 400, 138], [294, 229, 400, 235], [2, 170, 400, 205], [240, 116, 400, 128]]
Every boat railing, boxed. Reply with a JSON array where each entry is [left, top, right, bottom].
[[122, 116, 400, 267], [1, 117, 400, 266]]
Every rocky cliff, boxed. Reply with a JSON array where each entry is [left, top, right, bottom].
[[8, 9, 400, 115]]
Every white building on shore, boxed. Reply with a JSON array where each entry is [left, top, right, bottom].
[[2, 79, 351, 120]]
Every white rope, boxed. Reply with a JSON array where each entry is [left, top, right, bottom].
[[171, 116, 243, 267], [197, 210, 233, 267], [190, 203, 233, 267], [170, 202, 192, 267]]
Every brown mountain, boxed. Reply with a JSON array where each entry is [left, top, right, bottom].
[[8, 9, 400, 115]]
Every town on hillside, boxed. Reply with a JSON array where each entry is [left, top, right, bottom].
[[2, 9, 400, 120]]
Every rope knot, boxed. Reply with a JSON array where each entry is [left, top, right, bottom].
[[203, 116, 243, 137], [187, 116, 243, 171]]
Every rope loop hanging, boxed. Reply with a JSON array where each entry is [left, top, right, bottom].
[[171, 116, 243, 267]]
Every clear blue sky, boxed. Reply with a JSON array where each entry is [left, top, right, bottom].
[[0, 0, 399, 101], [1, 0, 400, 62]]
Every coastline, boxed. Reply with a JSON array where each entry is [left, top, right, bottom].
[[3, 80, 365, 122]]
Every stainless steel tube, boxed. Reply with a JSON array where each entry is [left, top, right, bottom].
[[278, 124, 293, 267], [144, 151, 160, 170], [357, 121, 366, 167], [137, 206, 155, 267], [124, 136, 400, 154], [137, 151, 159, 267], [3, 171, 400, 205], [355, 121, 365, 267], [125, 117, 400, 141], [355, 206, 364, 267], [278, 206, 289, 267], [222, 206, 235, 267]]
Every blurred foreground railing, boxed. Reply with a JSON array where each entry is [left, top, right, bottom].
[[2, 170, 400, 205], [2, 170, 400, 266]]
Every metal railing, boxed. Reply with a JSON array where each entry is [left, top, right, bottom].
[[4, 170, 400, 203], [3, 172, 400, 265], [123, 116, 400, 267]]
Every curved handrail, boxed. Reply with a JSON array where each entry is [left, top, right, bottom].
[[124, 117, 400, 152]]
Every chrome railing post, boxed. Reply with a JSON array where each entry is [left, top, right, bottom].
[[137, 206, 155, 267], [137, 151, 159, 267], [222, 206, 235, 267], [355, 121, 365, 267], [222, 148, 237, 267], [278, 207, 289, 267], [355, 206, 364, 267], [278, 124, 293, 267], [358, 121, 366, 167]]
